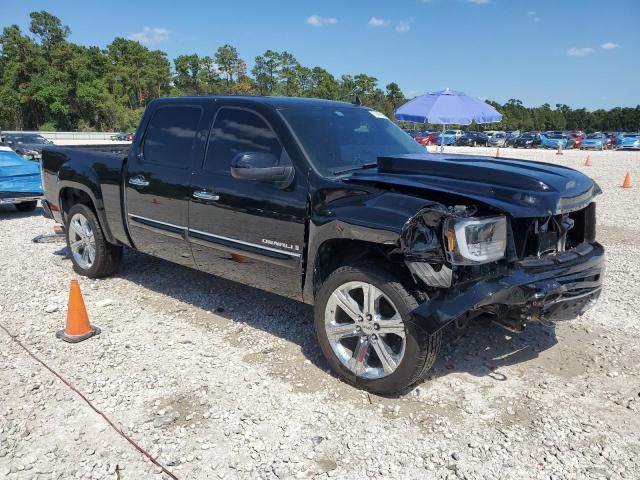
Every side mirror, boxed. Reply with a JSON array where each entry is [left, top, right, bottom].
[[230, 152, 294, 189]]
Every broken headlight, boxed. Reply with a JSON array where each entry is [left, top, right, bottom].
[[444, 215, 507, 265]]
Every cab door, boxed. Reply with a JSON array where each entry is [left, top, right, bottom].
[[187, 105, 308, 299], [125, 103, 206, 266]]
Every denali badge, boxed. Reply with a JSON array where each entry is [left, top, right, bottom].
[[262, 238, 300, 251]]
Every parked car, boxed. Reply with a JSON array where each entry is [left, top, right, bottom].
[[455, 131, 488, 147], [415, 131, 439, 146], [487, 132, 507, 147], [580, 133, 607, 150], [504, 132, 520, 147], [569, 133, 584, 149], [616, 133, 640, 150], [110, 132, 135, 142], [0, 146, 42, 211], [505, 130, 521, 141], [41, 96, 605, 394], [541, 134, 576, 150], [604, 133, 617, 149], [436, 129, 462, 146], [1, 133, 53, 160], [513, 133, 542, 148]]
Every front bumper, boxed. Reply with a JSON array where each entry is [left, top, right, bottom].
[[410, 242, 605, 334]]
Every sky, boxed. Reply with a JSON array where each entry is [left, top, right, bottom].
[[3, 0, 639, 110]]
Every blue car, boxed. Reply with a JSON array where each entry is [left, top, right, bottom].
[[616, 133, 640, 150], [541, 134, 576, 150], [0, 146, 42, 212], [436, 130, 462, 146], [580, 133, 607, 150]]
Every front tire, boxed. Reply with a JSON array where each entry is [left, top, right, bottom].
[[314, 264, 442, 394], [65, 204, 122, 278]]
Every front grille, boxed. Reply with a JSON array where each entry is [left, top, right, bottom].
[[510, 202, 596, 260]]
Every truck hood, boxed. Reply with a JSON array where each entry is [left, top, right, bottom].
[[345, 153, 599, 217]]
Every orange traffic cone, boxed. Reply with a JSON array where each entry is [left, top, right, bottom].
[[556, 145, 563, 155], [496, 147, 500, 158], [584, 155, 592, 166], [56, 279, 100, 343], [622, 172, 632, 188]]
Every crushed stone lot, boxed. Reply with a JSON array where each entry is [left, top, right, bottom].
[[1, 147, 639, 479]]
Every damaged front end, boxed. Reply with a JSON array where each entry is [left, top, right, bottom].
[[400, 203, 605, 335]]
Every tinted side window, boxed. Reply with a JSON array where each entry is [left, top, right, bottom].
[[143, 106, 202, 168], [204, 108, 283, 173]]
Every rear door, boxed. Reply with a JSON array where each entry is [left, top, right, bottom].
[[125, 103, 206, 266], [188, 104, 308, 299]]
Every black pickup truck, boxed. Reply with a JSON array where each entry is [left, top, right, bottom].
[[41, 96, 605, 393]]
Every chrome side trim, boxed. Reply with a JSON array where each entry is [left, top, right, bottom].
[[127, 214, 186, 240], [189, 228, 301, 258], [128, 213, 185, 231]]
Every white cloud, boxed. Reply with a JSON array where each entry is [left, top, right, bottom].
[[567, 47, 594, 57], [306, 15, 338, 27], [601, 42, 620, 50], [368, 17, 390, 27], [527, 10, 541, 23], [129, 27, 170, 45], [395, 21, 411, 33], [468, 0, 490, 4]]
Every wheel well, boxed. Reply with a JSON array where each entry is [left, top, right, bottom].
[[59, 187, 96, 221], [314, 239, 407, 296]]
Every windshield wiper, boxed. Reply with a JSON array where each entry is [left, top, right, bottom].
[[333, 162, 378, 175]]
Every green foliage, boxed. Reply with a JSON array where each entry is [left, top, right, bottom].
[[1, 11, 638, 132]]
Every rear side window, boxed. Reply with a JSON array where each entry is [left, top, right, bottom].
[[143, 106, 202, 168], [204, 108, 283, 173]]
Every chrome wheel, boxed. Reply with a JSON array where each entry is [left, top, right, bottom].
[[324, 281, 406, 379], [69, 212, 96, 269]]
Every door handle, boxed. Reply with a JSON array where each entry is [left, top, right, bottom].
[[128, 175, 149, 187], [192, 191, 220, 201]]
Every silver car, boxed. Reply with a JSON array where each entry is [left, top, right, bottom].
[[487, 132, 507, 147]]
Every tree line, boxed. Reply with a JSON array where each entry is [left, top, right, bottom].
[[1, 11, 639, 133]]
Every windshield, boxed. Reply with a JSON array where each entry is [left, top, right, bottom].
[[520, 135, 534, 139], [280, 106, 425, 177], [13, 135, 49, 144], [494, 133, 506, 138], [622, 134, 639, 138], [586, 134, 602, 139], [550, 134, 565, 139], [444, 130, 458, 135]]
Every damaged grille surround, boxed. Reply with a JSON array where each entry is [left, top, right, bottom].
[[398, 200, 603, 334]]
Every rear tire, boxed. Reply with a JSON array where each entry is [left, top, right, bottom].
[[314, 264, 442, 394], [15, 201, 37, 212], [65, 203, 122, 278]]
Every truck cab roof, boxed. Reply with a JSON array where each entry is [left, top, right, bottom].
[[150, 95, 360, 111]]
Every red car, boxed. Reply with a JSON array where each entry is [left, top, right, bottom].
[[569, 132, 584, 148], [415, 131, 438, 146]]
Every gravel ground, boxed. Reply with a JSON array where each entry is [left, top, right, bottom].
[[1, 147, 639, 480]]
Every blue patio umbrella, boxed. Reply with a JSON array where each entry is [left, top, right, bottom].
[[395, 88, 502, 152]]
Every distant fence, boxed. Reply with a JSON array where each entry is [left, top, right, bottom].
[[3, 131, 128, 146]]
